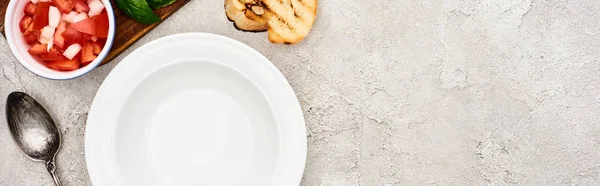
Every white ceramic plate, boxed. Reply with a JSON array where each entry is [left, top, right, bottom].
[[85, 33, 307, 186]]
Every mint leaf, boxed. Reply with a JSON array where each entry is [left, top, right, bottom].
[[116, 0, 160, 24], [147, 0, 176, 9]]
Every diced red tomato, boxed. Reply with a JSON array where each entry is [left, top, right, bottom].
[[53, 22, 68, 48], [19, 16, 33, 32], [69, 13, 108, 38], [31, 2, 50, 30], [62, 27, 85, 45], [81, 42, 96, 63], [46, 59, 80, 71], [96, 38, 106, 45], [73, 0, 89, 13], [69, 18, 94, 35], [58, 22, 68, 32], [28, 43, 48, 55], [23, 32, 38, 45], [93, 13, 109, 38], [40, 47, 67, 61], [92, 42, 102, 54], [52, 0, 75, 14], [46, 65, 60, 71], [24, 2, 37, 16], [82, 33, 93, 41]]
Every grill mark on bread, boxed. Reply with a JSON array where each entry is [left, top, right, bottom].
[[262, 1, 295, 31], [266, 0, 305, 35], [268, 28, 286, 42], [290, 0, 314, 24], [288, 0, 302, 19]]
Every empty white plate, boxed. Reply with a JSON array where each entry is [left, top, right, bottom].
[[85, 33, 307, 186]]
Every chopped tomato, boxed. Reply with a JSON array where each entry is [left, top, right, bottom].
[[93, 13, 109, 38], [52, 0, 75, 14], [81, 42, 96, 63], [45, 59, 80, 71], [92, 42, 102, 54], [73, 0, 89, 13], [96, 38, 106, 45], [62, 27, 85, 45], [69, 13, 108, 38], [19, 16, 33, 32], [53, 22, 68, 48], [69, 18, 94, 35], [46, 65, 61, 71], [24, 2, 37, 16], [82, 33, 93, 41], [40, 47, 66, 61], [31, 2, 50, 30], [23, 32, 38, 45], [28, 43, 48, 55]]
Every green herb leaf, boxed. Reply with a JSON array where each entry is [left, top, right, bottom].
[[116, 0, 160, 24], [147, 0, 177, 9]]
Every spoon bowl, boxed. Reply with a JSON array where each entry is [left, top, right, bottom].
[[6, 92, 62, 186]]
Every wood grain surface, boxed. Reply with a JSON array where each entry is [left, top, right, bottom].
[[0, 0, 190, 65]]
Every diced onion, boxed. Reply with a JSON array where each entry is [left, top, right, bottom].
[[39, 26, 55, 44], [88, 0, 105, 17], [62, 11, 78, 23], [63, 44, 82, 60], [48, 6, 61, 27], [47, 39, 54, 52], [71, 13, 88, 23]]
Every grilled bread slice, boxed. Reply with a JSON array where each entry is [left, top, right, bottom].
[[224, 0, 317, 43], [225, 0, 268, 32], [262, 0, 317, 44]]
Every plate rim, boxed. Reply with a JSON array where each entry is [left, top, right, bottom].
[[84, 32, 307, 185]]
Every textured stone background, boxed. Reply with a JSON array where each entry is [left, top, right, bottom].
[[1, 0, 600, 185]]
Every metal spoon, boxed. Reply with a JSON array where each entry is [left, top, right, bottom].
[[6, 92, 62, 186]]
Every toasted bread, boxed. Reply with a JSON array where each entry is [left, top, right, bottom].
[[262, 0, 317, 44], [225, 0, 268, 32]]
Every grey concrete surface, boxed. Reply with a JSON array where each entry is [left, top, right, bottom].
[[1, 0, 600, 185]]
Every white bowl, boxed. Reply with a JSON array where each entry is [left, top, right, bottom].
[[86, 33, 307, 185], [4, 0, 116, 80]]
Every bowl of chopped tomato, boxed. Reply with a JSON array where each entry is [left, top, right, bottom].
[[5, 0, 115, 80]]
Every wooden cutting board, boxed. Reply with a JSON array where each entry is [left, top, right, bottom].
[[0, 0, 190, 65]]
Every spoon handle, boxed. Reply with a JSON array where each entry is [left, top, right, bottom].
[[46, 159, 63, 186]]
